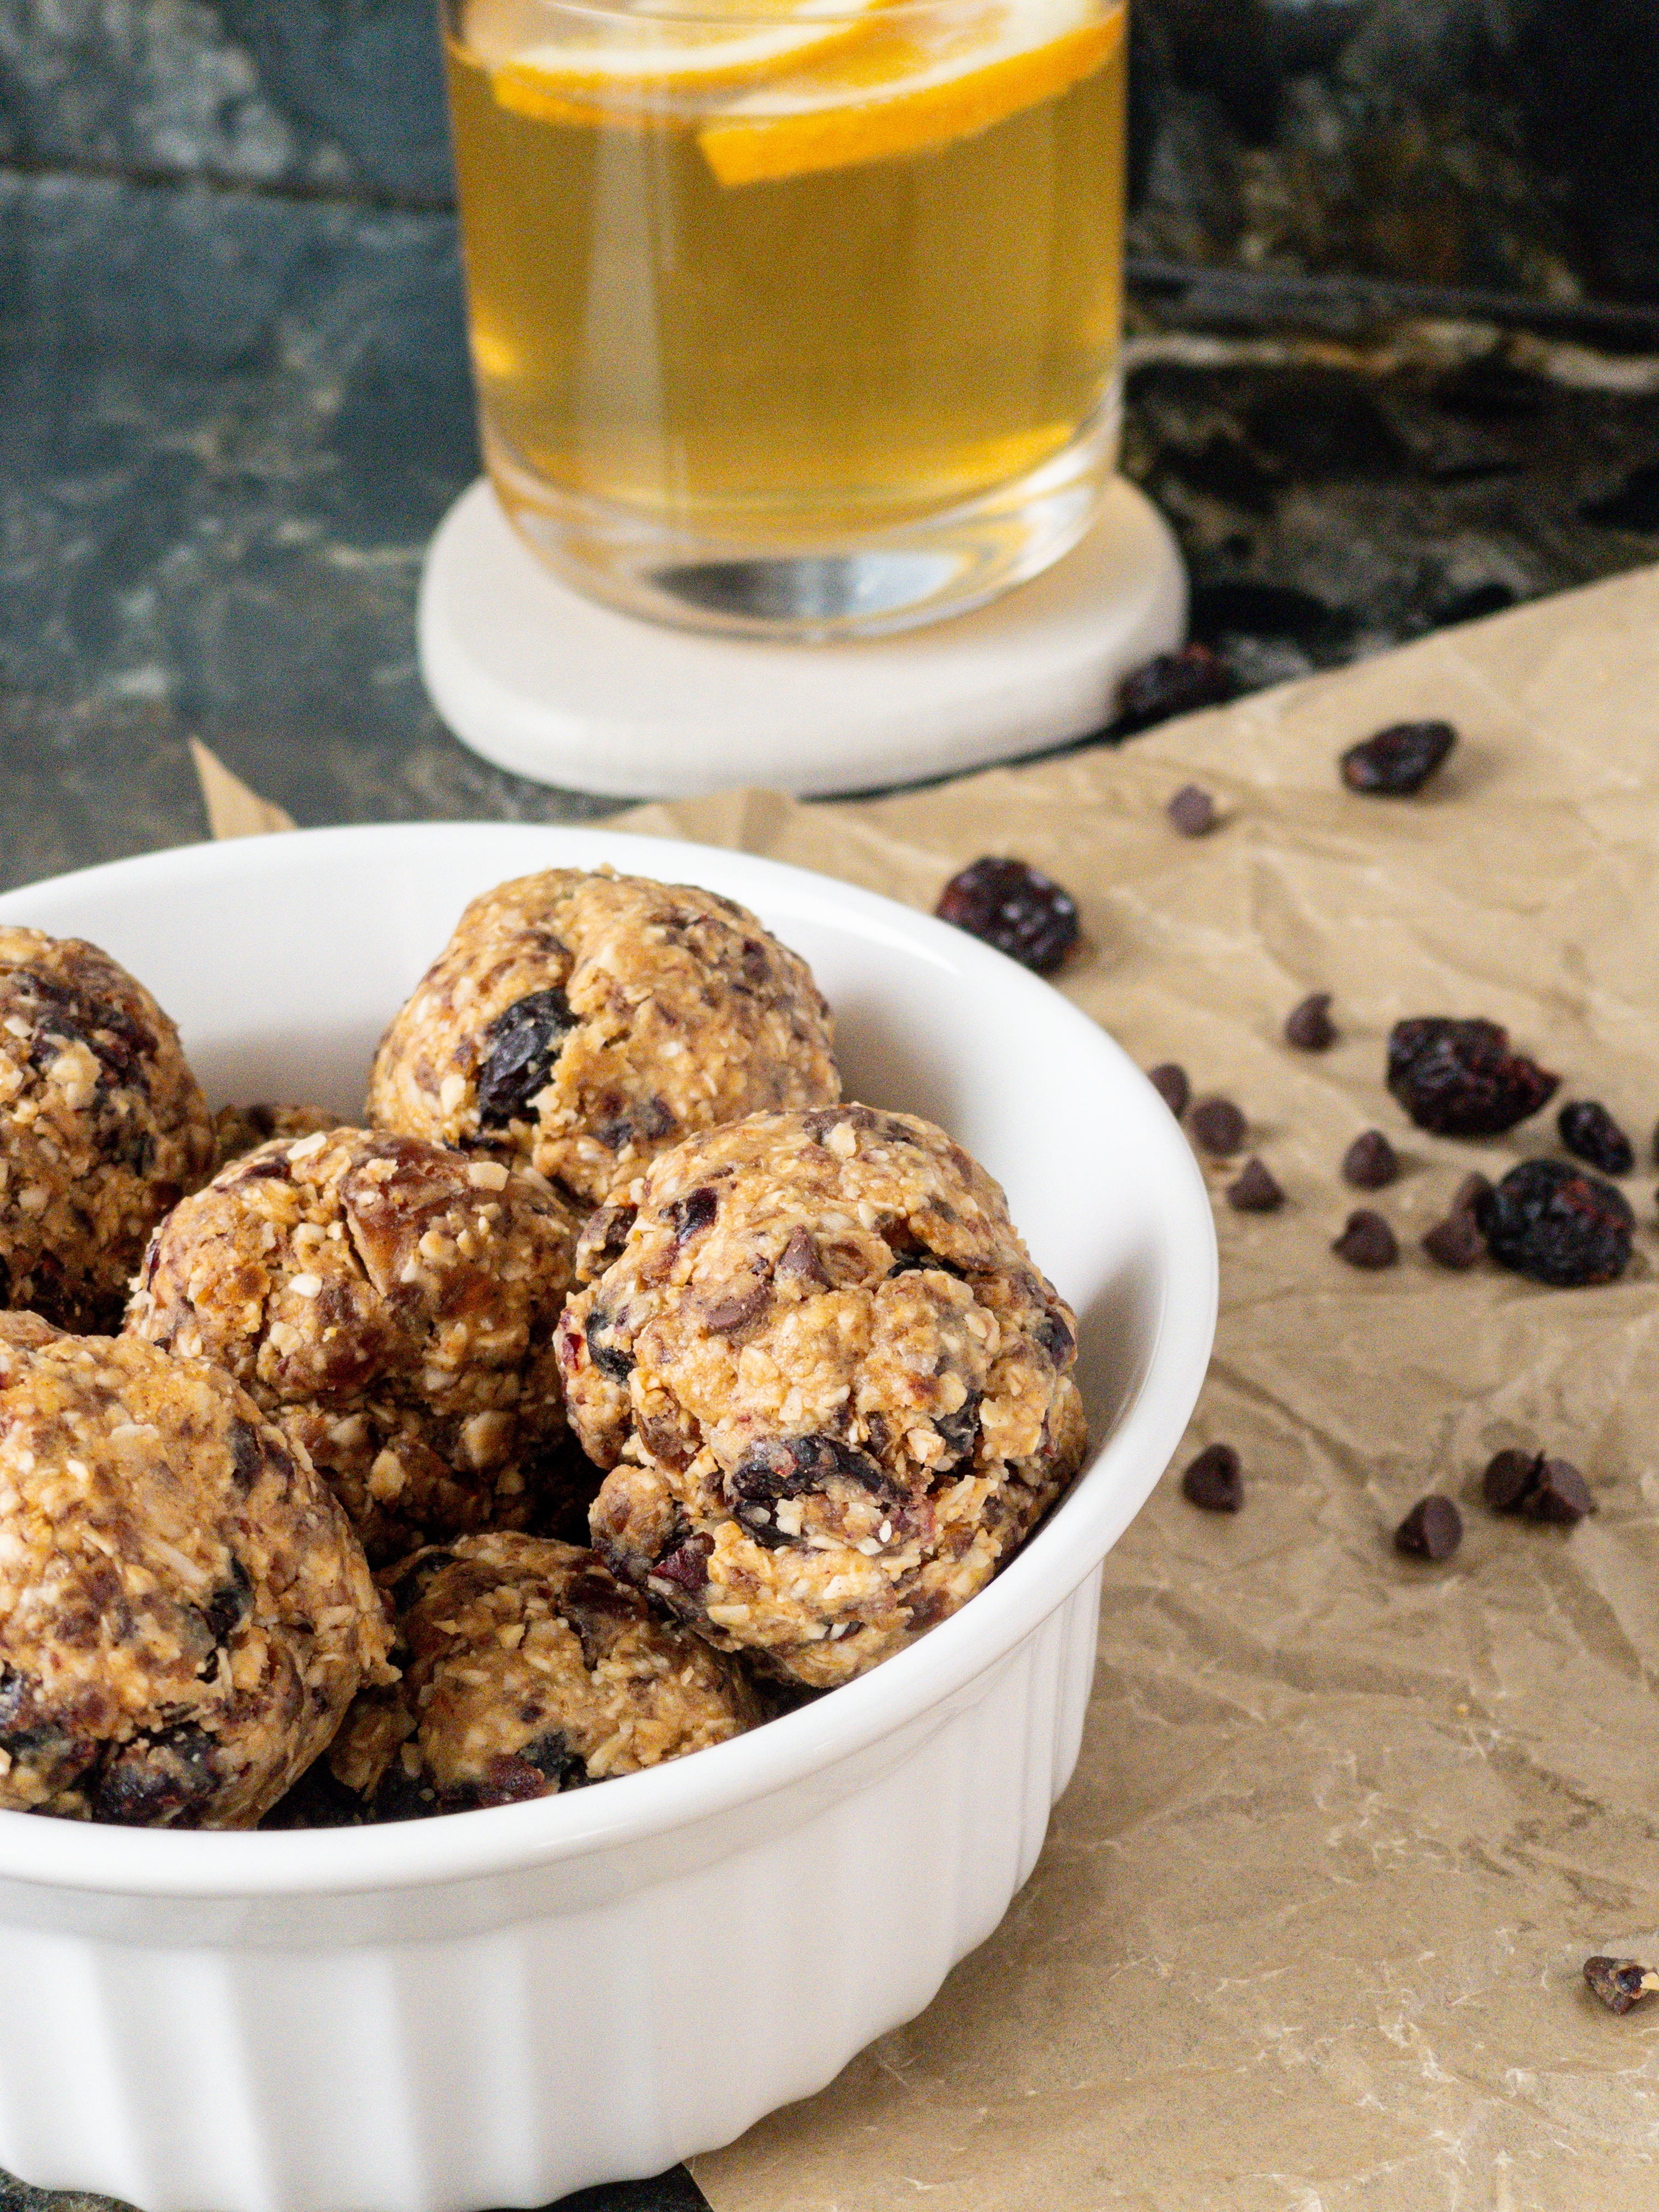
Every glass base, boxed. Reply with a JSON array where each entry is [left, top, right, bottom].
[[482, 399, 1122, 641]]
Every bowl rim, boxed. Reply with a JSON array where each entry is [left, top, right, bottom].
[[0, 823, 1218, 1899]]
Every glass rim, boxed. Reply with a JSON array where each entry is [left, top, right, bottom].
[[448, 0, 1125, 41]]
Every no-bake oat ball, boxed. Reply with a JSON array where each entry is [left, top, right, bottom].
[[0, 929, 213, 1332], [317, 1532, 762, 1818], [211, 1101, 338, 1175], [0, 1313, 391, 1827], [559, 1106, 1087, 1689], [366, 870, 840, 1208], [126, 1127, 584, 1565]]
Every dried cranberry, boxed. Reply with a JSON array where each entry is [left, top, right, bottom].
[[475, 989, 575, 1127], [1394, 1494, 1462, 1560], [1558, 1100, 1634, 1176], [934, 857, 1080, 974], [1386, 1018, 1558, 1137], [1340, 720, 1457, 795], [1226, 1157, 1284, 1212], [1475, 1160, 1633, 1286], [1147, 1063, 1190, 1118], [1115, 643, 1237, 733], [1284, 992, 1338, 1051]]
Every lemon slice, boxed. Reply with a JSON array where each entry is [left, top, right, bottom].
[[461, 0, 882, 112], [697, 0, 1122, 183]]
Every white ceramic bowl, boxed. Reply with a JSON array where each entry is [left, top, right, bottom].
[[0, 825, 1216, 2212]]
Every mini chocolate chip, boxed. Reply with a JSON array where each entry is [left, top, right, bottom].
[[228, 1419, 265, 1491], [1558, 1100, 1634, 1176], [1482, 1448, 1543, 1515], [1423, 1212, 1485, 1269], [1148, 1063, 1190, 1118], [1340, 720, 1457, 795], [1394, 1494, 1463, 1560], [672, 1187, 718, 1242], [1333, 1209, 1398, 1269], [1284, 991, 1338, 1051], [1116, 642, 1237, 732], [1584, 1956, 1659, 2015], [775, 1226, 828, 1286], [1181, 1443, 1243, 1513], [1526, 1457, 1594, 1525], [1190, 1096, 1246, 1155], [1452, 1171, 1494, 1217], [1166, 785, 1217, 838], [1341, 1130, 1400, 1189], [701, 1284, 769, 1333], [1226, 1157, 1284, 1212]]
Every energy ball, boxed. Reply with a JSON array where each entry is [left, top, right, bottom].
[[559, 1106, 1088, 1689], [317, 1533, 762, 1819], [212, 1101, 338, 1173], [366, 870, 840, 1208], [126, 1127, 584, 1565], [0, 1313, 391, 1827], [0, 928, 213, 1331]]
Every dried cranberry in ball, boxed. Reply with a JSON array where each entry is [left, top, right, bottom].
[[1558, 1100, 1634, 1176], [1340, 721, 1457, 795], [1475, 1159, 1634, 1287], [1386, 1018, 1558, 1137], [1115, 644, 1236, 734], [934, 857, 1080, 974]]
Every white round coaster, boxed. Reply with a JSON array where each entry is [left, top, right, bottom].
[[417, 477, 1187, 800]]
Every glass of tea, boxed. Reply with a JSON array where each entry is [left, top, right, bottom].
[[443, 0, 1128, 637]]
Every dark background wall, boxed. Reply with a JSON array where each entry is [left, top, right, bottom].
[[3, 0, 1657, 304]]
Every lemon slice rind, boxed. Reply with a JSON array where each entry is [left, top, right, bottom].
[[489, 0, 881, 110]]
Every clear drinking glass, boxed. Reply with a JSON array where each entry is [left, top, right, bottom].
[[442, 0, 1128, 637]]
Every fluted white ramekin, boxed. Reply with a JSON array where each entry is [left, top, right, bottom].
[[0, 826, 1216, 2212]]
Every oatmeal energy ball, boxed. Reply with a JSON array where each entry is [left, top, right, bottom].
[[560, 1106, 1087, 1689], [0, 929, 213, 1332], [324, 1533, 761, 1818], [0, 1314, 391, 1827], [368, 869, 840, 1207], [212, 1100, 338, 1174], [127, 1127, 582, 1564]]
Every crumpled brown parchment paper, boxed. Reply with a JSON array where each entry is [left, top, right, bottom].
[[197, 569, 1659, 2207]]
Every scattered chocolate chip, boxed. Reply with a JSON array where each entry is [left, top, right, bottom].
[[1341, 1129, 1400, 1189], [1226, 1156, 1284, 1212], [1527, 1457, 1595, 1525], [1284, 991, 1338, 1051], [1476, 1160, 1634, 1287], [475, 989, 576, 1128], [1423, 1211, 1485, 1269], [934, 856, 1080, 974], [1558, 1100, 1634, 1176], [1115, 642, 1236, 733], [1147, 1063, 1190, 1118], [1340, 720, 1457, 795], [1394, 1494, 1463, 1560], [1451, 1171, 1494, 1217], [1386, 1017, 1559, 1137], [1190, 1096, 1246, 1155], [1181, 1443, 1243, 1513], [1481, 1448, 1543, 1515], [1166, 784, 1217, 838], [1584, 1956, 1659, 2015], [1333, 1209, 1398, 1269]]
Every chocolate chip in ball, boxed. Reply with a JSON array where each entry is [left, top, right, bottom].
[[1341, 1130, 1400, 1189], [1333, 1209, 1398, 1269], [1226, 1156, 1284, 1212], [1394, 1494, 1463, 1560], [1190, 1096, 1246, 1155], [1284, 991, 1338, 1051], [1181, 1443, 1243, 1513]]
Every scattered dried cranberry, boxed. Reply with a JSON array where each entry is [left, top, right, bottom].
[[1558, 1100, 1634, 1176], [1226, 1157, 1284, 1212], [1284, 991, 1338, 1051], [1475, 1160, 1634, 1286], [1584, 1956, 1658, 2015], [1340, 720, 1457, 795], [1166, 785, 1217, 838], [1422, 1212, 1484, 1269], [934, 857, 1079, 974], [1394, 1494, 1462, 1560], [1482, 1448, 1594, 1523], [1386, 1018, 1559, 1137], [1342, 1130, 1400, 1189], [1181, 1443, 1243, 1513], [1190, 1096, 1246, 1155], [1333, 1209, 1398, 1269], [1115, 642, 1236, 733], [1148, 1063, 1190, 1118]]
